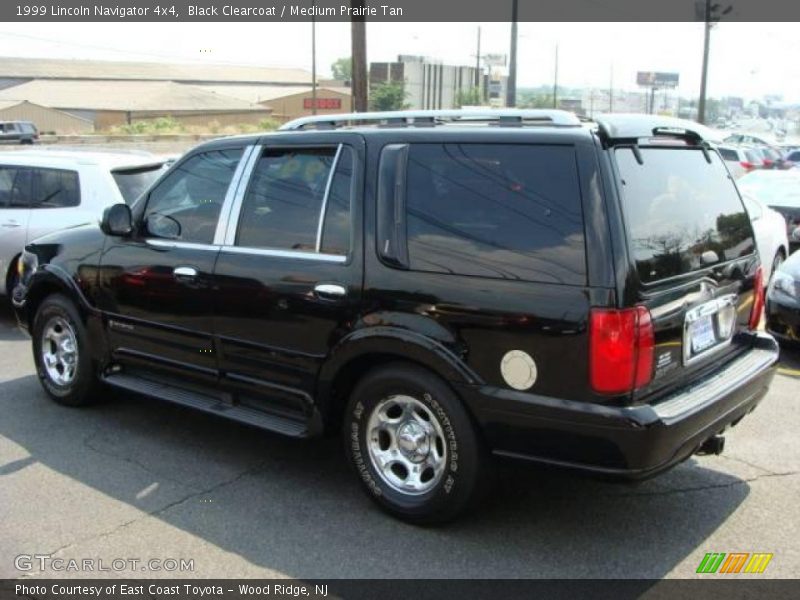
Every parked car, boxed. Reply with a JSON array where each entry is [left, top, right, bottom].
[[717, 145, 764, 178], [766, 249, 800, 345], [0, 121, 39, 144], [724, 132, 777, 147], [782, 148, 800, 167], [0, 150, 168, 297], [738, 169, 800, 253], [740, 192, 790, 281], [12, 111, 779, 523]]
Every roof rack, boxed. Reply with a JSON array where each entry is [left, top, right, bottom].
[[279, 109, 582, 131]]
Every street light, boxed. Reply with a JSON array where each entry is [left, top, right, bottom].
[[696, 0, 732, 124]]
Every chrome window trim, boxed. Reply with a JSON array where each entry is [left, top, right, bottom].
[[145, 239, 220, 252], [315, 144, 343, 252], [222, 144, 262, 246], [212, 144, 257, 246], [219, 245, 346, 263]]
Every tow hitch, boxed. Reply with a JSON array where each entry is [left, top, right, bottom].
[[697, 435, 726, 456]]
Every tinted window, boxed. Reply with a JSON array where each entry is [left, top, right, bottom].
[[145, 148, 242, 244], [788, 151, 800, 162], [237, 147, 338, 252], [404, 143, 586, 284], [0, 166, 27, 208], [31, 168, 80, 208], [320, 147, 353, 255], [718, 148, 738, 161], [615, 147, 755, 283], [113, 165, 167, 205]]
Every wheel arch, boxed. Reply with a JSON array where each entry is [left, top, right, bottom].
[[316, 327, 482, 433]]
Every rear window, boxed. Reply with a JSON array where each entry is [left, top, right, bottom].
[[615, 147, 755, 283], [404, 143, 586, 285], [718, 148, 738, 161], [113, 164, 166, 205]]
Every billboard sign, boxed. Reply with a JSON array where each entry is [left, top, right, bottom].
[[303, 97, 342, 110], [483, 53, 507, 67], [636, 71, 680, 88]]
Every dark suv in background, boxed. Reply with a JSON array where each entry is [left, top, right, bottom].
[[13, 110, 779, 523]]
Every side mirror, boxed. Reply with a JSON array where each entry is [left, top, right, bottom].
[[791, 226, 800, 242], [100, 204, 133, 236], [145, 213, 181, 240]]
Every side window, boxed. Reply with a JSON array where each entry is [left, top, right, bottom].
[[237, 146, 352, 255], [0, 167, 18, 207], [144, 148, 243, 244], [30, 168, 80, 208], [403, 143, 586, 284], [718, 148, 737, 161], [0, 167, 35, 208]]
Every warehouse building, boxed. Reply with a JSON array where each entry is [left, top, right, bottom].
[[0, 79, 273, 130], [0, 99, 93, 133], [199, 84, 352, 120]]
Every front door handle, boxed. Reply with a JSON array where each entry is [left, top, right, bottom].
[[173, 266, 198, 280], [314, 283, 347, 299], [1, 221, 21, 228]]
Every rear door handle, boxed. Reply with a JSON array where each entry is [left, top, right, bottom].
[[314, 283, 347, 299], [2, 221, 21, 228], [173, 266, 198, 280]]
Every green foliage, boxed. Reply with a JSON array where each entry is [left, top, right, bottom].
[[369, 82, 409, 111], [331, 57, 352, 81], [518, 92, 555, 109], [111, 117, 186, 134], [455, 87, 483, 108]]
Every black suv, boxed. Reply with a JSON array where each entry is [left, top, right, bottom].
[[13, 110, 779, 523]]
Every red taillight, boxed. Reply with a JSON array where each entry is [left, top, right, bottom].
[[740, 161, 754, 170], [589, 306, 654, 394], [748, 265, 765, 330]]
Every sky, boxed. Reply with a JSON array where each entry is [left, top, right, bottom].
[[0, 21, 798, 102]]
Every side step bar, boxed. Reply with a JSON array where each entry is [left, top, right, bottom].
[[102, 373, 309, 438]]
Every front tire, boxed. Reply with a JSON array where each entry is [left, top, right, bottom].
[[32, 294, 100, 406], [343, 363, 489, 524]]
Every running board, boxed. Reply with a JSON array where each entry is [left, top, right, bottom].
[[102, 373, 309, 437]]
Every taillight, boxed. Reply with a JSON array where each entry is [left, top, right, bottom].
[[740, 161, 754, 170], [748, 265, 765, 330], [589, 306, 654, 394]]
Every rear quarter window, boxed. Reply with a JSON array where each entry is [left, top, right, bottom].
[[614, 146, 755, 283], [403, 143, 586, 285]]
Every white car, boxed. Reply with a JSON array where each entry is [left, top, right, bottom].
[[717, 145, 764, 179], [0, 149, 168, 296], [740, 192, 790, 281]]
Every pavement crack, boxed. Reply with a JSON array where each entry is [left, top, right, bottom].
[[612, 470, 799, 498], [716, 453, 780, 475], [25, 461, 269, 568]]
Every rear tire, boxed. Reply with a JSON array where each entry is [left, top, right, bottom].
[[343, 363, 489, 524], [32, 294, 101, 407]]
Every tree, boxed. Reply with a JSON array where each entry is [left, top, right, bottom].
[[369, 82, 408, 111], [518, 92, 554, 109], [331, 57, 352, 82], [455, 87, 483, 108]]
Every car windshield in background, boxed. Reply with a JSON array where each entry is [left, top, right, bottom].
[[615, 147, 755, 283], [738, 171, 800, 208], [112, 164, 166, 204]]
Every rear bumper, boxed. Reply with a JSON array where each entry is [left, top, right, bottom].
[[458, 333, 779, 479]]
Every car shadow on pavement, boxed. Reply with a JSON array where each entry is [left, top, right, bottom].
[[0, 373, 751, 579]]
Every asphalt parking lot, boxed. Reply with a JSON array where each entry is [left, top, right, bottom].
[[1, 304, 798, 580]]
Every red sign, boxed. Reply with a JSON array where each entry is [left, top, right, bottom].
[[304, 97, 342, 110]]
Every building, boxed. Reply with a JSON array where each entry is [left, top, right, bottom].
[[0, 56, 352, 129], [0, 100, 93, 133], [0, 80, 272, 130], [370, 55, 480, 110], [198, 84, 352, 121]]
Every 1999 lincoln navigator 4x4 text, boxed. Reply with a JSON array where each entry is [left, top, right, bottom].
[[12, 110, 779, 523]]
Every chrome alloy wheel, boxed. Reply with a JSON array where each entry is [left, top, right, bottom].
[[366, 394, 448, 495], [40, 316, 79, 386]]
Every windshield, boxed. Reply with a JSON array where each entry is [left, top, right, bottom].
[[112, 164, 167, 205], [615, 146, 755, 283], [738, 172, 800, 208]]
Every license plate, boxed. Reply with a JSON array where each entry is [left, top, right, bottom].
[[690, 315, 717, 354]]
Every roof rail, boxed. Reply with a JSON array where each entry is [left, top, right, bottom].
[[279, 109, 582, 131]]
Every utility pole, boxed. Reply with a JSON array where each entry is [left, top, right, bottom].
[[311, 0, 317, 115], [351, 1, 368, 112], [475, 26, 481, 89], [697, 0, 732, 124], [506, 0, 518, 108], [609, 64, 614, 113], [552, 44, 559, 109]]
